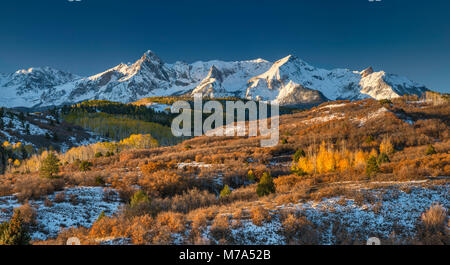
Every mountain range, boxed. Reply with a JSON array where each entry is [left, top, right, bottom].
[[0, 50, 429, 108]]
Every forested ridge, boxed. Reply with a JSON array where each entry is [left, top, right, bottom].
[[61, 100, 180, 146]]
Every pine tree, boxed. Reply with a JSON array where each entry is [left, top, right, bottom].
[[293, 149, 306, 162], [130, 190, 149, 208], [24, 124, 30, 135], [96, 211, 106, 222], [377, 152, 390, 164], [220, 185, 232, 198], [18, 112, 25, 123], [426, 144, 437, 155], [79, 160, 92, 172], [39, 152, 60, 179], [256, 172, 275, 197], [365, 135, 375, 144], [0, 210, 30, 245], [366, 156, 379, 177]]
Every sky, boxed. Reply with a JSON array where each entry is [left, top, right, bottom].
[[0, 0, 449, 92]]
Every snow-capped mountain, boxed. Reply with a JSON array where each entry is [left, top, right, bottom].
[[191, 59, 272, 98], [358, 67, 428, 100], [0, 51, 429, 107], [245, 55, 428, 104], [0, 67, 80, 107], [246, 55, 362, 102]]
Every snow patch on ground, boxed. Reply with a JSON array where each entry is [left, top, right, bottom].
[[144, 103, 171, 113], [231, 218, 285, 245], [177, 161, 213, 169], [200, 185, 448, 245], [0, 187, 122, 241], [303, 113, 344, 125], [284, 185, 449, 244], [318, 103, 348, 110], [355, 107, 389, 126], [1, 116, 49, 138]]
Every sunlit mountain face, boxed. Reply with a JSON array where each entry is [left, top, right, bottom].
[[0, 50, 428, 108]]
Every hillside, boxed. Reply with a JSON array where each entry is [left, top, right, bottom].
[[0, 96, 448, 245], [0, 107, 106, 173]]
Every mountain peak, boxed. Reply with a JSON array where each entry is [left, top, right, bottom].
[[206, 65, 223, 83], [15, 66, 51, 75], [248, 58, 269, 64], [360, 66, 374, 78], [0, 51, 431, 108], [273, 54, 310, 69], [276, 55, 295, 64], [143, 49, 157, 56], [139, 50, 164, 65]]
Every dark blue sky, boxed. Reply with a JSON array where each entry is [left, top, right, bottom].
[[0, 0, 449, 92]]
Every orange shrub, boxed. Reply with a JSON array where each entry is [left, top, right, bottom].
[[250, 206, 271, 226]]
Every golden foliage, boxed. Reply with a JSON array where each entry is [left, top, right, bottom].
[[120, 134, 158, 150], [380, 137, 394, 155], [295, 141, 370, 175], [250, 206, 270, 226]]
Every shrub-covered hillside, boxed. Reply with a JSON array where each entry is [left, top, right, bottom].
[[0, 96, 448, 245]]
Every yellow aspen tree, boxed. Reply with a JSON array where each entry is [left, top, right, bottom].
[[297, 156, 314, 174], [380, 137, 394, 155], [323, 147, 336, 173], [354, 150, 367, 169], [316, 141, 327, 174]]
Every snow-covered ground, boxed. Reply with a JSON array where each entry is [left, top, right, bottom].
[[0, 187, 122, 241], [144, 102, 171, 113], [199, 185, 448, 245], [1, 116, 49, 140], [231, 218, 285, 245], [0, 113, 106, 152], [296, 185, 448, 244]]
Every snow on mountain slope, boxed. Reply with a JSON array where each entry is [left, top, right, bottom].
[[50, 51, 271, 106], [191, 65, 224, 97], [51, 51, 188, 105], [0, 67, 80, 108], [274, 81, 327, 106], [245, 55, 428, 105], [359, 69, 428, 100], [0, 109, 106, 152], [191, 59, 272, 97], [246, 55, 363, 102], [0, 51, 429, 107]]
